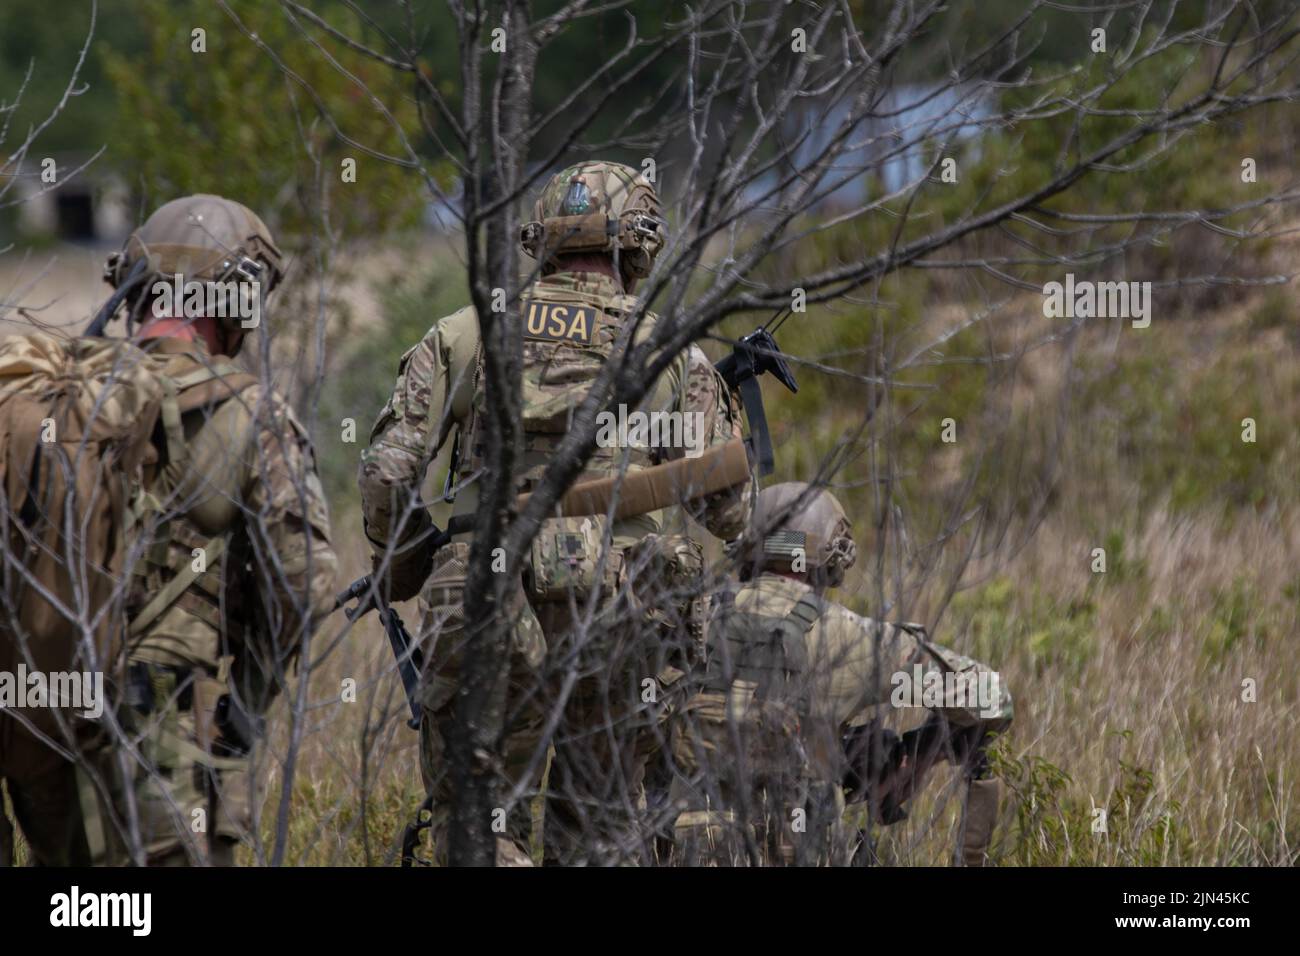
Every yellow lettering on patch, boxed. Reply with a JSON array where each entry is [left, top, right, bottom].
[[526, 302, 546, 336], [569, 310, 588, 341], [519, 300, 597, 345], [548, 306, 568, 337]]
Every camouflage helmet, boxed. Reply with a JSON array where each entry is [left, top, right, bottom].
[[520, 161, 665, 279], [743, 482, 857, 587], [104, 194, 285, 323]]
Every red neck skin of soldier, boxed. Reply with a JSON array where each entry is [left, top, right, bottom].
[[137, 313, 242, 357], [548, 253, 636, 294]]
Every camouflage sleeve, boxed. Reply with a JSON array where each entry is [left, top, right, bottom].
[[678, 344, 754, 541], [357, 313, 472, 601], [242, 386, 338, 665], [814, 606, 1013, 732]]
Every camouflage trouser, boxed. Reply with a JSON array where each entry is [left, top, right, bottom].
[[538, 530, 705, 867], [87, 664, 255, 866], [416, 691, 545, 867], [415, 544, 548, 867], [414, 591, 663, 867], [669, 790, 849, 866]]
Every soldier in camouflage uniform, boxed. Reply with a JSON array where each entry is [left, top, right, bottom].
[[0, 195, 337, 865], [670, 483, 1013, 866], [358, 161, 752, 866]]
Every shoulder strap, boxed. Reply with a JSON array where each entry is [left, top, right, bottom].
[[453, 338, 485, 487], [712, 582, 738, 614], [775, 592, 825, 666], [772, 591, 826, 710], [127, 534, 227, 637], [154, 361, 258, 474], [171, 361, 259, 415], [128, 360, 255, 635], [781, 591, 827, 633]]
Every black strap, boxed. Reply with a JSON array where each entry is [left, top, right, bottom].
[[773, 592, 825, 711], [737, 374, 774, 476]]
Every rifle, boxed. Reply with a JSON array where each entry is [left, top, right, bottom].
[[714, 324, 799, 476], [335, 575, 428, 730]]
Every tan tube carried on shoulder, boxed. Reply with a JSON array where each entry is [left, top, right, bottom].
[[516, 438, 751, 521]]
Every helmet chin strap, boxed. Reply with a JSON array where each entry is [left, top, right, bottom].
[[211, 318, 245, 357]]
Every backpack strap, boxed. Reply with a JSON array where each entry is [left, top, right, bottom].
[[712, 582, 738, 613], [770, 591, 827, 712], [128, 535, 227, 637], [152, 360, 258, 474], [168, 359, 245, 390], [158, 378, 186, 473], [171, 362, 259, 414], [128, 361, 256, 637], [449, 338, 484, 496], [777, 592, 826, 647]]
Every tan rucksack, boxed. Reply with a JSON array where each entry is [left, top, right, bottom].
[[0, 331, 254, 686]]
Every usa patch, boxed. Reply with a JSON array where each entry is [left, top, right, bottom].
[[521, 299, 597, 345]]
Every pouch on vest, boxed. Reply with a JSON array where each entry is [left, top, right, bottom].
[[622, 533, 706, 653], [525, 515, 623, 604]]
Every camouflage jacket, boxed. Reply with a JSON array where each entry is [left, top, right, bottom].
[[358, 271, 753, 601]]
